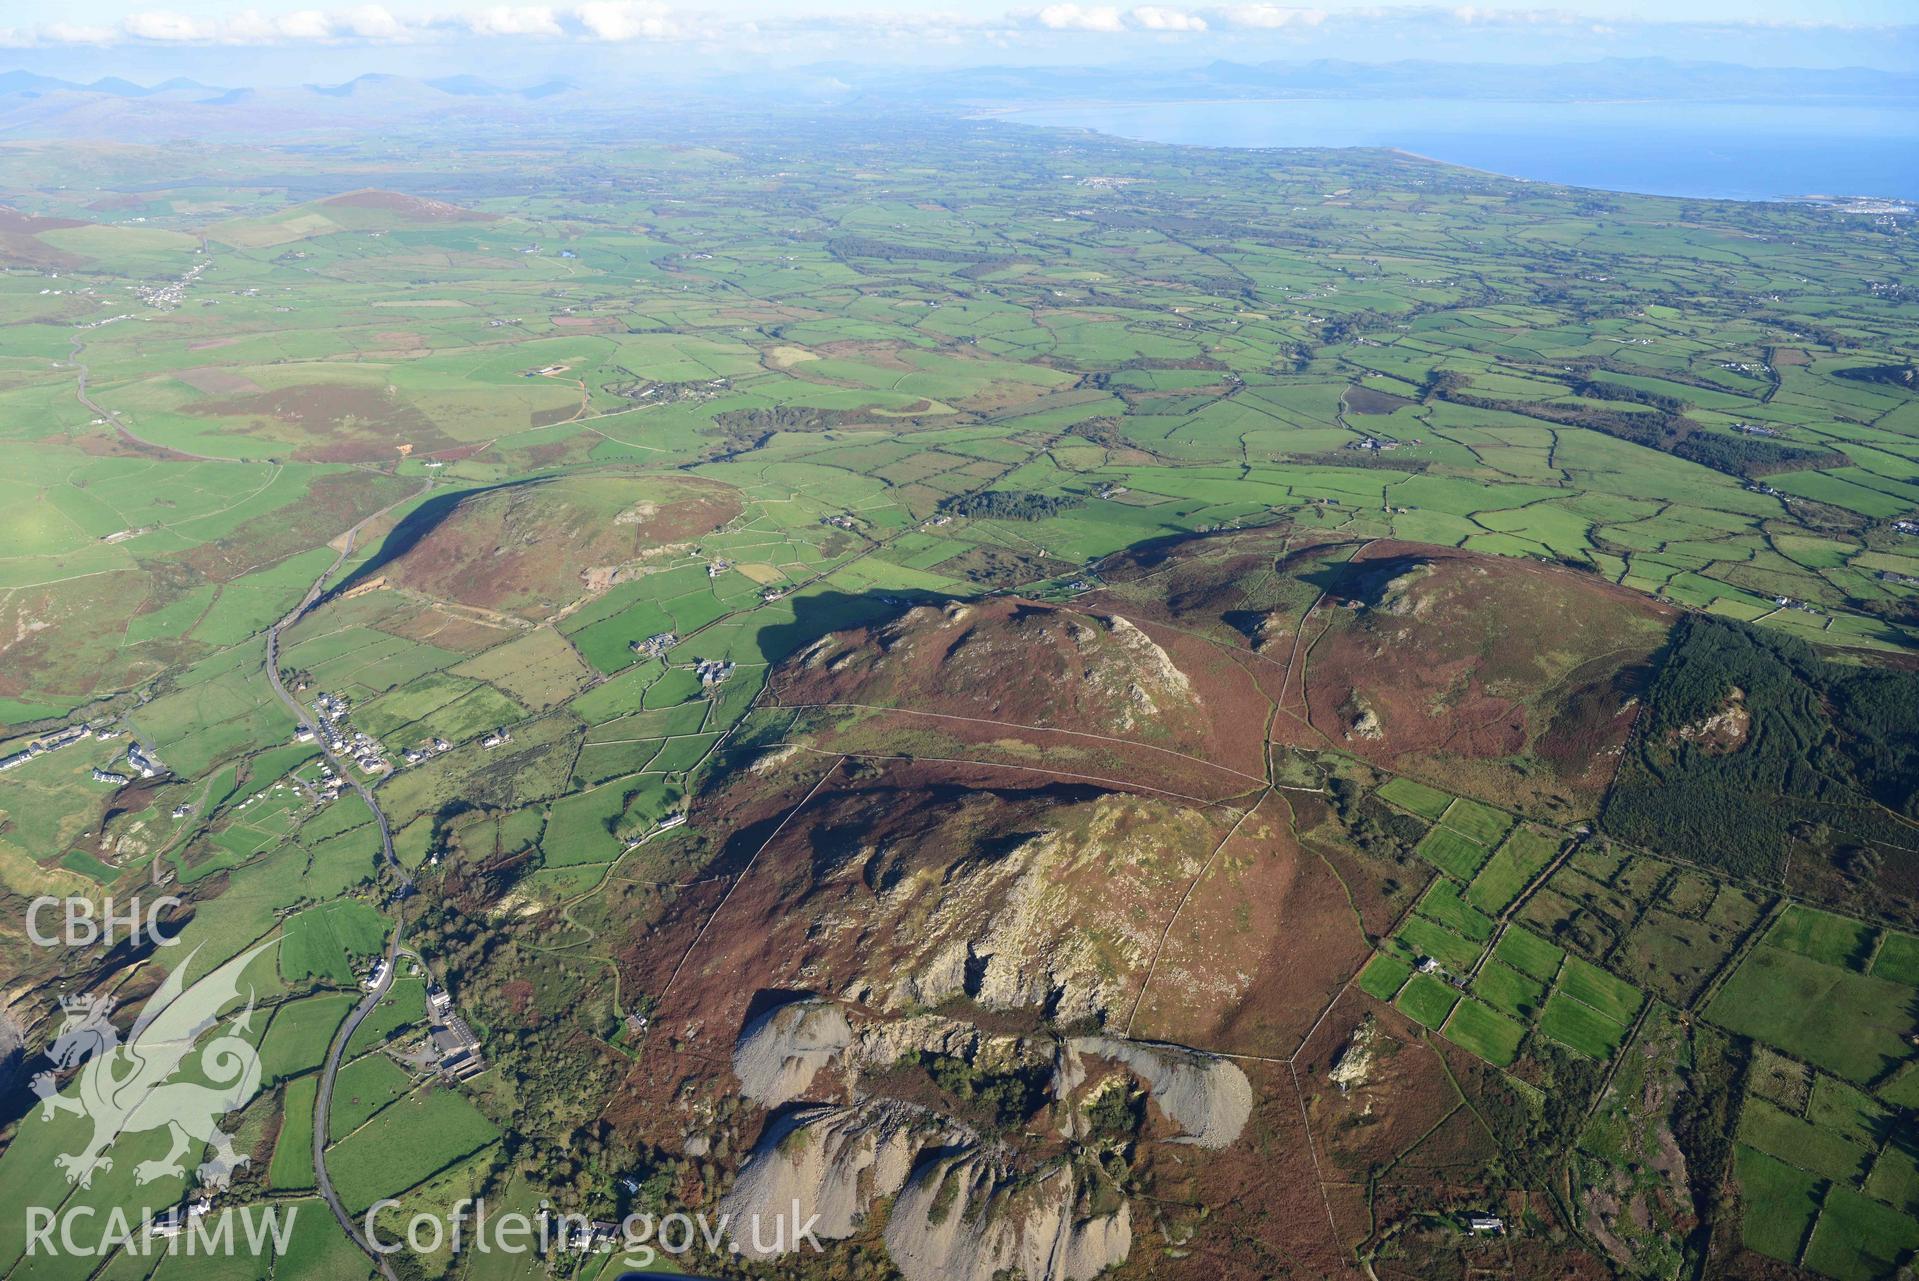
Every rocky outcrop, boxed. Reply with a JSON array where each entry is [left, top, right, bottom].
[[1068, 1037, 1252, 1149], [853, 1012, 1029, 1074], [1329, 1017, 1380, 1092], [732, 997, 853, 1108], [721, 1100, 956, 1254], [723, 1100, 1130, 1281], [874, 818, 1148, 1024], [885, 1152, 1131, 1281]]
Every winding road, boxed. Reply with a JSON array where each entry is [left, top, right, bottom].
[[263, 513, 415, 1281]]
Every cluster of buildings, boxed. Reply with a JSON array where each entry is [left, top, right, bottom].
[[0, 724, 92, 773], [820, 513, 860, 530], [481, 728, 513, 749], [630, 631, 677, 659], [694, 657, 734, 689], [0, 725, 161, 782], [296, 760, 349, 806], [1415, 954, 1471, 992], [146, 1198, 212, 1238], [401, 737, 452, 766], [127, 743, 163, 778], [133, 257, 210, 311], [426, 983, 487, 1081], [1731, 422, 1782, 437], [309, 692, 387, 774]]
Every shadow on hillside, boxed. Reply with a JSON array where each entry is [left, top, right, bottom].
[[329, 477, 541, 600]]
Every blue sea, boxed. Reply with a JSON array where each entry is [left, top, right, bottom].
[[999, 98, 1919, 203]]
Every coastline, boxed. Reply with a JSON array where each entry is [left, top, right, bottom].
[[983, 98, 1919, 205]]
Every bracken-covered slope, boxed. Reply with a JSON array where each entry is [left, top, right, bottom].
[[340, 473, 740, 619], [1296, 541, 1676, 818]]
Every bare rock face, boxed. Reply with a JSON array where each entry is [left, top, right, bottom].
[[717, 1005, 1220, 1281], [1068, 1036, 1252, 1149], [852, 1012, 1029, 1075], [885, 1152, 1131, 1281], [1329, 1016, 1380, 1092], [876, 806, 1180, 1025], [722, 1100, 1130, 1281], [732, 997, 854, 1108], [721, 1100, 958, 1256]]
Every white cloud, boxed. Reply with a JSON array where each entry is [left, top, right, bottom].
[[36, 21, 118, 43], [1036, 4, 1126, 32], [277, 10, 338, 38], [121, 11, 211, 40], [338, 5, 407, 38], [575, 0, 678, 40], [1131, 6, 1207, 31], [0, 0, 1902, 49], [462, 5, 563, 36], [1215, 4, 1326, 28]]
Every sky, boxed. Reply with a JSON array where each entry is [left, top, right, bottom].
[[2, 0, 1915, 81]]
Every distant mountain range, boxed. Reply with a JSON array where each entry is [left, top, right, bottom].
[[828, 57, 1919, 109], [0, 71, 597, 139], [0, 57, 1910, 141]]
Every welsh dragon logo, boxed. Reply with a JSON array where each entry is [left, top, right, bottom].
[[31, 941, 273, 1191]]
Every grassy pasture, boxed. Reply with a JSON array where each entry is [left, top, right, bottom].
[[279, 898, 388, 984], [1377, 776, 1454, 820], [1465, 826, 1563, 913], [1539, 990, 1630, 1059], [1735, 1144, 1824, 1264], [1442, 997, 1526, 1067], [325, 1085, 501, 1213], [1395, 972, 1461, 1029], [259, 993, 354, 1085], [1708, 946, 1919, 1086], [1415, 825, 1491, 881], [1494, 927, 1564, 982]]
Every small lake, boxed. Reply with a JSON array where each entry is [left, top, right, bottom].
[[998, 98, 1919, 202]]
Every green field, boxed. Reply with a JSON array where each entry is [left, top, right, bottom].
[[268, 1075, 319, 1191], [1465, 826, 1563, 913], [280, 899, 389, 984], [1441, 997, 1527, 1067], [1736, 1144, 1824, 1264], [1493, 927, 1565, 983], [1539, 989, 1631, 1059], [1396, 972, 1462, 1029], [1377, 777, 1455, 820], [1358, 952, 1414, 1001], [260, 994, 354, 1084], [1415, 825, 1492, 881], [324, 1085, 501, 1213], [1472, 961, 1548, 1021], [1803, 1187, 1919, 1281], [1708, 946, 1919, 1085]]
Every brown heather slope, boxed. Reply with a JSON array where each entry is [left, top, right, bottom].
[[317, 188, 500, 221], [368, 473, 739, 619], [1299, 541, 1676, 818], [770, 595, 1273, 795], [577, 530, 1671, 1280]]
